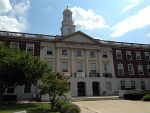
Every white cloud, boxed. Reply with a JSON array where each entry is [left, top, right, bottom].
[[0, 0, 12, 13], [110, 5, 150, 37], [120, 0, 141, 14], [0, 0, 30, 32], [71, 6, 109, 30], [120, 4, 137, 14]]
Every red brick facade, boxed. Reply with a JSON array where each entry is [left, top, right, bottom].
[[0, 37, 40, 56], [112, 48, 150, 78]]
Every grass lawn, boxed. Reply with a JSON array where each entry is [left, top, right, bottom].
[[0, 103, 60, 113]]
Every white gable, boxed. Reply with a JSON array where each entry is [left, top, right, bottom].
[[62, 34, 96, 44]]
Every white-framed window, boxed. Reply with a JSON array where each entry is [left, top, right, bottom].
[[128, 64, 134, 75], [62, 62, 68, 72], [131, 81, 135, 89], [47, 48, 53, 55], [117, 64, 124, 75], [7, 84, 15, 94], [24, 84, 31, 93], [77, 62, 82, 72], [141, 81, 145, 90], [90, 51, 95, 57], [10, 42, 19, 48], [144, 52, 150, 61], [76, 50, 82, 56], [120, 81, 125, 90], [116, 50, 122, 59], [26, 43, 34, 55], [103, 51, 107, 58], [62, 49, 67, 55], [138, 65, 144, 75], [126, 51, 132, 60], [135, 51, 141, 60], [91, 63, 96, 74], [104, 63, 109, 74], [147, 65, 150, 75]]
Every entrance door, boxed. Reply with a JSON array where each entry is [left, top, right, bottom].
[[77, 82, 86, 96], [92, 82, 100, 96]]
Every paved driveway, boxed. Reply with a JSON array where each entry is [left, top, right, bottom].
[[73, 100, 150, 113]]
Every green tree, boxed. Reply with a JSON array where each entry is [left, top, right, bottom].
[[0, 43, 50, 103], [38, 72, 70, 111]]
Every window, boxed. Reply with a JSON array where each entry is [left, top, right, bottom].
[[104, 63, 108, 74], [77, 62, 82, 72], [91, 63, 96, 74], [117, 64, 124, 75], [120, 81, 125, 90], [131, 81, 135, 89], [116, 50, 122, 59], [126, 51, 132, 60], [10, 42, 19, 48], [138, 65, 144, 75], [128, 64, 134, 75], [144, 52, 150, 61], [47, 48, 53, 55], [90, 51, 95, 57], [147, 65, 150, 75], [106, 82, 112, 91], [68, 28, 71, 34], [26, 43, 34, 55], [141, 81, 145, 90], [135, 51, 141, 60], [62, 62, 68, 72], [103, 51, 107, 58], [76, 50, 82, 56], [7, 84, 15, 93], [24, 84, 31, 93], [62, 49, 67, 55]]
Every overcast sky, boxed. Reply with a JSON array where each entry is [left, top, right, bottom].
[[0, 0, 149, 44]]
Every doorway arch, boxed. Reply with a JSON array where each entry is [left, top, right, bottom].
[[77, 82, 86, 96], [92, 82, 100, 96]]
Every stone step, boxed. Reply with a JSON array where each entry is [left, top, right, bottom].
[[71, 96, 120, 102]]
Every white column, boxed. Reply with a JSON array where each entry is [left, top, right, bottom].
[[99, 50, 103, 77], [84, 49, 89, 77], [97, 50, 101, 76], [70, 48, 74, 76], [55, 47, 60, 72]]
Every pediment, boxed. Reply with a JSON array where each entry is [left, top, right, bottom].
[[59, 31, 99, 44]]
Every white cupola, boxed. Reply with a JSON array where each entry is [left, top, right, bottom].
[[61, 6, 75, 36]]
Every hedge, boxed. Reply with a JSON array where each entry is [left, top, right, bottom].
[[124, 91, 150, 100], [56, 100, 81, 113], [142, 94, 150, 101]]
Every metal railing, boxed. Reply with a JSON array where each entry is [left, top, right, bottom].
[[0, 30, 56, 40], [103, 73, 112, 78]]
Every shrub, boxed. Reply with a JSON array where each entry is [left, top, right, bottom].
[[56, 100, 80, 113], [124, 91, 150, 100], [3, 95, 17, 101], [142, 94, 150, 101]]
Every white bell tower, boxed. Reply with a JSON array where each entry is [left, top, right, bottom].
[[61, 6, 75, 36]]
